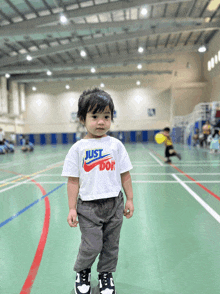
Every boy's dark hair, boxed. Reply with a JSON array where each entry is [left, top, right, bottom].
[[163, 127, 170, 132], [77, 88, 114, 122]]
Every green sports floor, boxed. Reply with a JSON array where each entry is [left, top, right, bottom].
[[1, 142, 220, 294]]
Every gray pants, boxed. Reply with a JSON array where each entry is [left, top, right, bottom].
[[74, 191, 124, 273]]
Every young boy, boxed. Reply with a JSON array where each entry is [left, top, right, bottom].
[[162, 127, 181, 163], [61, 88, 134, 294]]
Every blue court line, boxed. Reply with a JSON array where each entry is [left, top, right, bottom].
[[0, 183, 65, 229]]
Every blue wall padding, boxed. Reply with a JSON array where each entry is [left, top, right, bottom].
[[154, 130, 161, 135], [62, 133, 68, 144], [51, 134, 57, 144], [29, 134, 35, 144], [40, 134, 46, 145], [142, 131, 148, 142], [130, 131, 136, 142]]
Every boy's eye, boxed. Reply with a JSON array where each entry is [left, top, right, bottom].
[[105, 116, 110, 119], [92, 116, 97, 119]]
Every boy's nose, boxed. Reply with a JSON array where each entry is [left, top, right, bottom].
[[98, 119, 104, 125]]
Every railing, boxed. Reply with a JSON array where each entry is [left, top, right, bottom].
[[172, 102, 220, 145]]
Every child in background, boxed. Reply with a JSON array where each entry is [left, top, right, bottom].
[[162, 127, 181, 163], [26, 140, 34, 152], [193, 128, 200, 147], [62, 88, 134, 294], [3, 139, 14, 153], [202, 120, 212, 147], [210, 129, 219, 153], [21, 135, 27, 151], [0, 144, 6, 154]]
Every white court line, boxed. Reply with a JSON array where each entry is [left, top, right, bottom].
[[178, 160, 220, 163], [131, 181, 220, 183], [130, 163, 220, 167], [0, 152, 67, 169], [0, 162, 22, 168], [20, 181, 66, 184], [0, 175, 21, 184], [38, 173, 220, 176], [172, 174, 220, 224], [149, 152, 163, 166], [20, 180, 220, 184], [132, 164, 163, 167], [0, 175, 39, 194], [173, 163, 220, 166]]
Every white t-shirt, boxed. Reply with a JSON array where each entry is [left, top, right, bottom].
[[61, 136, 133, 201]]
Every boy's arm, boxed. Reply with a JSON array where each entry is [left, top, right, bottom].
[[67, 177, 79, 227], [121, 171, 134, 219]]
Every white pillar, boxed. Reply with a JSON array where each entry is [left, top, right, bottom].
[[9, 81, 20, 117], [0, 76, 8, 115], [19, 84, 26, 113]]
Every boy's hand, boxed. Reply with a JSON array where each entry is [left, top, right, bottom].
[[67, 209, 79, 227], [124, 200, 134, 219]]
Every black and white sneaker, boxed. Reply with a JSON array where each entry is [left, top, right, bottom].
[[165, 159, 172, 164], [75, 268, 91, 294], [98, 272, 116, 294]]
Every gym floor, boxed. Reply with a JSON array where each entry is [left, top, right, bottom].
[[1, 142, 220, 294]]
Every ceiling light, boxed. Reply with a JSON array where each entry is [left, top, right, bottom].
[[207, 0, 220, 11], [198, 45, 207, 53], [80, 50, 87, 57], [47, 70, 52, 76], [32, 86, 37, 91], [211, 57, 215, 68], [141, 8, 148, 16], [137, 64, 142, 69], [26, 55, 32, 61], [5, 73, 10, 78], [91, 67, 96, 73], [136, 81, 141, 86], [100, 83, 105, 88], [208, 61, 211, 71], [60, 15, 68, 24], [138, 47, 144, 53], [66, 84, 70, 90], [205, 17, 211, 23]]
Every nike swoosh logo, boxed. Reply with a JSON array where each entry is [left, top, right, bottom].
[[83, 156, 112, 172]]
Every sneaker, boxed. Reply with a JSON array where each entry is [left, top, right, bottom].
[[176, 153, 181, 160], [75, 268, 91, 294], [98, 272, 116, 294], [165, 159, 172, 164]]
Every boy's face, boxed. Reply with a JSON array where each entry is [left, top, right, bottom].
[[83, 105, 111, 139], [163, 131, 170, 137]]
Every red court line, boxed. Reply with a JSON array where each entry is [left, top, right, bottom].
[[0, 169, 50, 294], [20, 179, 50, 294], [149, 149, 220, 201], [170, 163, 220, 201]]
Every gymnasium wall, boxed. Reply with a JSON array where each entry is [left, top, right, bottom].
[[204, 31, 220, 102], [23, 79, 171, 134]]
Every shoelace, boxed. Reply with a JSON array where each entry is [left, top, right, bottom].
[[81, 270, 87, 282], [102, 273, 109, 286]]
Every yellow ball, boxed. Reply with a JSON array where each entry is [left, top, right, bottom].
[[155, 133, 166, 144]]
